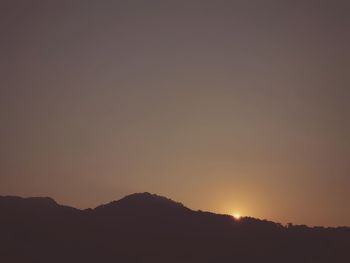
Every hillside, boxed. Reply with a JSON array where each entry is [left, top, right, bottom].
[[0, 193, 349, 263]]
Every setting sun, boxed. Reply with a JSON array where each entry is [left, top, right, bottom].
[[232, 212, 241, 220]]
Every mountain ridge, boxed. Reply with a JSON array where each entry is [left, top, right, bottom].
[[0, 192, 349, 262], [1, 192, 348, 229]]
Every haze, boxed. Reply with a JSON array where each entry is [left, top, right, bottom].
[[1, 0, 349, 227]]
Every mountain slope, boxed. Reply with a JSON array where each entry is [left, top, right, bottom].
[[94, 192, 192, 216]]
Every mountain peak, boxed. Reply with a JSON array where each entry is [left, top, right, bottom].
[[120, 192, 183, 205], [0, 196, 58, 207], [94, 192, 191, 216]]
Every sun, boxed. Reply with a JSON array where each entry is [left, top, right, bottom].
[[232, 212, 241, 220]]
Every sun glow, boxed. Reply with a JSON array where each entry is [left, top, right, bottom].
[[232, 212, 241, 220]]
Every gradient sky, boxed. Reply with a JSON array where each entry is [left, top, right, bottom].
[[1, 0, 349, 226]]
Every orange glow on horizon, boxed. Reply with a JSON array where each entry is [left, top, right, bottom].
[[233, 212, 241, 220]]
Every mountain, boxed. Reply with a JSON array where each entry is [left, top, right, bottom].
[[94, 192, 192, 216], [0, 193, 349, 263], [0, 195, 78, 215]]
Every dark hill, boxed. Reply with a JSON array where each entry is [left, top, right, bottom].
[[94, 192, 191, 216], [0, 193, 349, 263], [0, 195, 79, 218], [0, 196, 59, 210]]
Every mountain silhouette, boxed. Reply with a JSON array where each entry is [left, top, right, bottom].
[[94, 192, 191, 216], [0, 193, 349, 263]]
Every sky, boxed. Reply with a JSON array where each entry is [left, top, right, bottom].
[[1, 0, 349, 227]]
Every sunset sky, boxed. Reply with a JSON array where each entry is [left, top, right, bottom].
[[1, 0, 349, 226]]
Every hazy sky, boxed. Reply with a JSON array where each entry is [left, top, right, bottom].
[[1, 0, 349, 226]]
